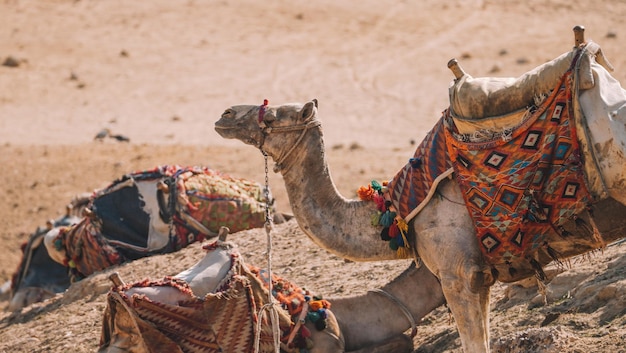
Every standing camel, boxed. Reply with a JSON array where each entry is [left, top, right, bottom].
[[215, 28, 626, 352]]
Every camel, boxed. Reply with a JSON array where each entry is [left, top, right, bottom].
[[9, 165, 287, 311], [99, 227, 446, 353], [215, 27, 626, 352]]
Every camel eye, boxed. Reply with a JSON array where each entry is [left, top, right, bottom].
[[222, 109, 234, 119]]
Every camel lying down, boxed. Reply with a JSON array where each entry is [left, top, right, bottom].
[[99, 227, 444, 353]]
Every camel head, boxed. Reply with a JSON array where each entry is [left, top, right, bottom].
[[215, 99, 321, 171]]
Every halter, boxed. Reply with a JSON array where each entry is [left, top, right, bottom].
[[257, 99, 322, 173]]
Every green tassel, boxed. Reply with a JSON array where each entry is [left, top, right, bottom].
[[370, 211, 381, 226], [380, 211, 396, 227]]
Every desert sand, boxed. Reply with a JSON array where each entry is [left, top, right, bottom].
[[1, 0, 625, 352]]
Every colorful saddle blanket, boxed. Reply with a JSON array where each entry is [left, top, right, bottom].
[[387, 118, 453, 220], [51, 165, 272, 279], [386, 70, 594, 267], [445, 71, 592, 265]]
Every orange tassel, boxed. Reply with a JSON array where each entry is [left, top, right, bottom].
[[357, 184, 375, 201]]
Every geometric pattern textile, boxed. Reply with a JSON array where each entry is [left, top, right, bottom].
[[444, 71, 593, 266], [387, 117, 454, 219]]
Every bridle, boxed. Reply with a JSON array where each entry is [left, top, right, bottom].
[[257, 99, 322, 173]]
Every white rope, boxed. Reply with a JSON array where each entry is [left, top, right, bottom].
[[253, 152, 282, 353]]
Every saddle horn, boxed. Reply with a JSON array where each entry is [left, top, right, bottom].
[[448, 58, 467, 80], [573, 25, 585, 47], [109, 272, 125, 287], [218, 226, 230, 242]]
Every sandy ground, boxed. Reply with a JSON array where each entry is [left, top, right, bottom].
[[1, 0, 625, 352]]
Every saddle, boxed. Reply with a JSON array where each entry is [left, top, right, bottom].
[[448, 41, 614, 125], [99, 228, 332, 353]]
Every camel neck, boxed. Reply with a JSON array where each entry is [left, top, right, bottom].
[[274, 130, 399, 261]]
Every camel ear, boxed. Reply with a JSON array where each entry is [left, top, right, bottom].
[[300, 99, 318, 120], [263, 111, 276, 123]]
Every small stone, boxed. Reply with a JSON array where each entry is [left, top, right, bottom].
[[2, 56, 20, 67]]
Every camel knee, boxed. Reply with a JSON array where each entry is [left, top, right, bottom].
[[469, 267, 496, 292]]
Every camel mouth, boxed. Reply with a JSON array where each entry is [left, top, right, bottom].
[[214, 124, 235, 139], [214, 120, 238, 136], [213, 124, 231, 131]]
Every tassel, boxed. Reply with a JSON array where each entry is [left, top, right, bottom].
[[388, 223, 400, 238], [506, 261, 517, 277], [574, 216, 593, 234], [370, 211, 381, 226], [380, 211, 396, 227], [396, 217, 409, 233], [544, 242, 565, 269], [300, 325, 311, 338], [588, 214, 606, 249], [528, 257, 546, 282], [395, 231, 405, 246], [558, 226, 571, 237], [389, 237, 399, 250], [396, 228, 411, 258], [409, 157, 422, 168], [380, 227, 391, 241], [397, 246, 410, 258], [491, 267, 499, 280]]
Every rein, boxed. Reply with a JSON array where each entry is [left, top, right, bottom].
[[368, 288, 418, 338], [257, 100, 322, 173]]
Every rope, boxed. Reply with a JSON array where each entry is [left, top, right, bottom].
[[368, 288, 418, 338], [253, 152, 282, 353], [270, 119, 321, 173]]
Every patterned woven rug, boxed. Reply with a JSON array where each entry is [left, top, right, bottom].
[[445, 71, 593, 267], [387, 117, 453, 220]]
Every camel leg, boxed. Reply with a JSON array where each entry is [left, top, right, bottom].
[[413, 225, 492, 353], [439, 275, 491, 353]]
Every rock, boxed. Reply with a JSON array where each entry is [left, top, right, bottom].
[[2, 56, 21, 67]]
